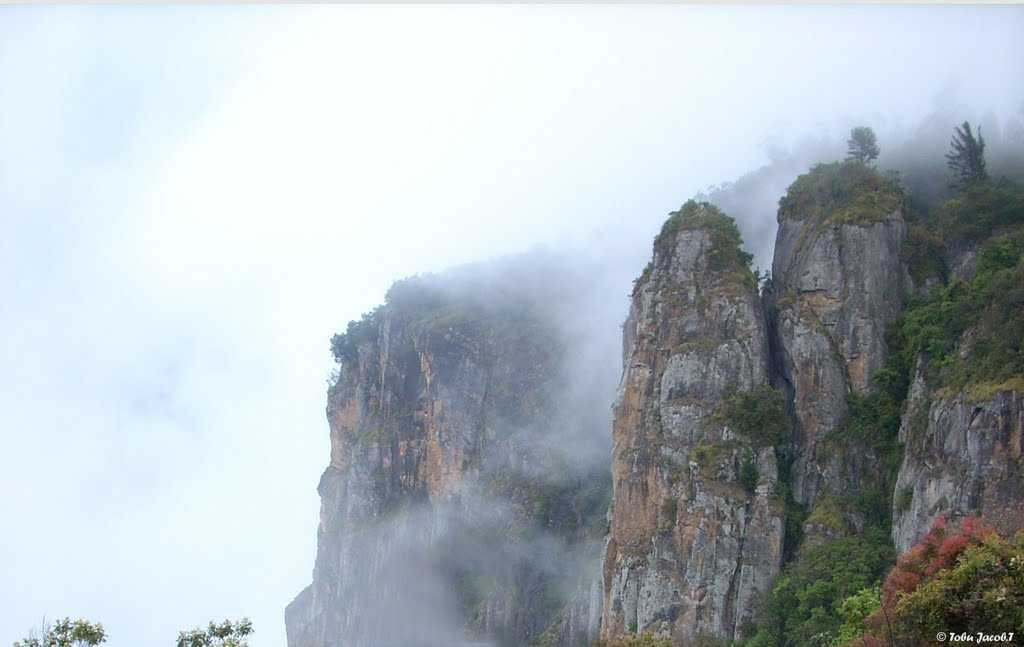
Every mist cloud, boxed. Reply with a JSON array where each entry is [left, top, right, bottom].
[[1, 5, 1022, 645]]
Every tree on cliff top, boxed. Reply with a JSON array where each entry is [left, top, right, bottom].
[[946, 121, 989, 189], [846, 127, 880, 165]]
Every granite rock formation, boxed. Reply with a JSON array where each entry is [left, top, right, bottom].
[[600, 202, 784, 644]]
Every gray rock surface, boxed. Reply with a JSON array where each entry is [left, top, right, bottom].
[[892, 367, 1024, 554], [600, 209, 784, 644], [770, 213, 909, 510]]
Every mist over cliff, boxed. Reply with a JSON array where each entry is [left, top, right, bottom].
[[699, 106, 1024, 273], [4, 5, 1024, 646], [288, 107, 1024, 646], [287, 248, 642, 646]]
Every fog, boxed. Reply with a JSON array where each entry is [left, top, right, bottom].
[[302, 250, 639, 646], [1, 4, 1022, 645]]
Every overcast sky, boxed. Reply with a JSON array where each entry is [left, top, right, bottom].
[[1, 5, 1022, 646]]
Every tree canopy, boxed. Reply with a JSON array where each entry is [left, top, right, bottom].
[[13, 618, 106, 647], [846, 127, 880, 164], [176, 619, 253, 647]]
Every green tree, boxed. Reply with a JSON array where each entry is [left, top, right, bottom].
[[13, 618, 106, 647], [846, 127, 880, 164], [744, 531, 895, 646], [831, 587, 881, 646], [176, 619, 253, 647], [946, 121, 989, 189]]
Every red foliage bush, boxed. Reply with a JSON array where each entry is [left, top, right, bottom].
[[843, 516, 1015, 646], [880, 515, 993, 607]]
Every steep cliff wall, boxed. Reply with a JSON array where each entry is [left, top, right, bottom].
[[768, 162, 909, 524], [736, 168, 1024, 646], [891, 225, 1024, 553], [600, 202, 784, 644], [287, 260, 616, 647], [290, 159, 1024, 647], [892, 373, 1024, 553]]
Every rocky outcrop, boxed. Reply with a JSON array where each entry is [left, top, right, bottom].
[[892, 225, 1024, 553], [600, 202, 784, 644], [291, 160, 1024, 646], [286, 266, 612, 647], [769, 207, 909, 513], [891, 368, 1024, 554]]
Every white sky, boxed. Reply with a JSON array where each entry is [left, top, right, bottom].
[[1, 5, 1022, 646]]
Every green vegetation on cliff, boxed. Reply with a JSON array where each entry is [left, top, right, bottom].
[[330, 309, 379, 363], [778, 161, 903, 225], [716, 385, 790, 448], [745, 132, 1024, 647], [635, 200, 757, 297], [838, 517, 1024, 646], [901, 223, 946, 285], [663, 202, 753, 272], [654, 199, 754, 272], [933, 177, 1024, 244], [744, 530, 895, 647], [896, 228, 1024, 395]]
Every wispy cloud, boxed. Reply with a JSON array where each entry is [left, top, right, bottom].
[[0, 4, 1021, 645]]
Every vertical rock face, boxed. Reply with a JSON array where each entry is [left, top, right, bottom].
[[290, 160, 1024, 645], [600, 202, 784, 644], [892, 381, 1024, 554], [892, 224, 1024, 553], [286, 264, 615, 647], [769, 193, 908, 512], [892, 364, 1024, 554]]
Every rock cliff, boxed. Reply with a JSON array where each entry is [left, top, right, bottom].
[[290, 159, 1024, 647], [891, 370, 1024, 554], [768, 162, 909, 522], [600, 202, 784, 644], [286, 257, 617, 647], [891, 225, 1024, 553], [597, 162, 1023, 646]]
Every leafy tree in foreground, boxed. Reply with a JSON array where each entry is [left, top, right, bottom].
[[13, 618, 106, 647], [946, 120, 989, 189], [176, 619, 253, 647], [846, 127, 880, 165]]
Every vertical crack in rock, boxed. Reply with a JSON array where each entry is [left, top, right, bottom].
[[770, 209, 908, 521]]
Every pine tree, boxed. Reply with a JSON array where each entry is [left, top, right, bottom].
[[846, 126, 880, 164], [945, 121, 988, 189]]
